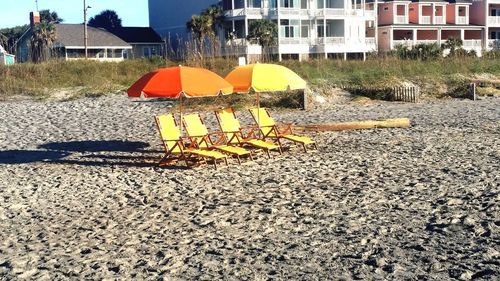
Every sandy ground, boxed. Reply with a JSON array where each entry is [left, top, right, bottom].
[[0, 94, 499, 280]]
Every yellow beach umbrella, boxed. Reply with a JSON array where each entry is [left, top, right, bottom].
[[225, 63, 307, 126], [225, 63, 306, 93]]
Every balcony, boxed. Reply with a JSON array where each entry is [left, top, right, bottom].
[[395, 15, 407, 24], [279, 8, 301, 16], [364, 10, 376, 18], [488, 16, 500, 25], [420, 16, 431, 24], [456, 16, 468, 25], [416, 39, 438, 45], [434, 16, 445, 24]]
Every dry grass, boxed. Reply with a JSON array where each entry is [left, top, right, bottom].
[[0, 56, 499, 100]]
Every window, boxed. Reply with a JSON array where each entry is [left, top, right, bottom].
[[301, 20, 309, 38], [143, 47, 151, 58], [280, 19, 299, 38], [301, 0, 307, 9], [384, 7, 388, 11]]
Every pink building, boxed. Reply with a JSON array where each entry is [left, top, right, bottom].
[[470, 0, 500, 49], [377, 0, 484, 53]]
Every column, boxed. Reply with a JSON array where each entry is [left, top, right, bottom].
[[277, 0, 282, 61], [389, 27, 393, 49], [431, 3, 435, 24], [323, 0, 327, 58], [460, 29, 464, 41], [412, 28, 417, 45], [437, 27, 441, 45]]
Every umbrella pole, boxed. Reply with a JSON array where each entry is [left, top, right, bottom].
[[257, 92, 261, 138], [179, 94, 183, 136]]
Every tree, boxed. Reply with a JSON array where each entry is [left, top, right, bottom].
[[186, 14, 214, 40], [247, 20, 278, 60], [202, 5, 224, 33], [88, 10, 122, 30], [0, 25, 29, 54], [30, 22, 56, 63], [39, 9, 64, 24], [443, 38, 463, 57]]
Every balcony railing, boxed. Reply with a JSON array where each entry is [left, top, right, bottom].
[[365, 38, 376, 45], [462, 40, 482, 48], [420, 16, 431, 24], [393, 40, 413, 48], [488, 39, 500, 49], [316, 37, 345, 45], [434, 16, 445, 24], [279, 8, 301, 16], [456, 16, 468, 24], [395, 15, 407, 24], [488, 16, 500, 25], [416, 39, 438, 45]]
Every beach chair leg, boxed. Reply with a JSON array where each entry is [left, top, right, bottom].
[[237, 155, 241, 165], [314, 143, 318, 150], [302, 143, 307, 153], [249, 152, 254, 161], [224, 157, 229, 166], [265, 149, 271, 158], [212, 158, 217, 169]]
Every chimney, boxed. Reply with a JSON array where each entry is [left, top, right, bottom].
[[30, 11, 40, 26]]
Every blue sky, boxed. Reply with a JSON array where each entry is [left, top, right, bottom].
[[0, 0, 149, 28]]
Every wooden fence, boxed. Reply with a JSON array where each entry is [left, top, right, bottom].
[[391, 86, 420, 103], [340, 85, 421, 103]]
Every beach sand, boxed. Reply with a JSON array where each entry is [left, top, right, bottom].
[[0, 95, 499, 279]]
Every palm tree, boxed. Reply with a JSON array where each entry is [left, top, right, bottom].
[[186, 14, 213, 58], [247, 20, 278, 61], [202, 5, 225, 56], [30, 22, 56, 63]]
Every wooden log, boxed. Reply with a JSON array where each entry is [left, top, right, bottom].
[[293, 118, 411, 132]]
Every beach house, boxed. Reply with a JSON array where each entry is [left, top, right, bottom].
[[470, 0, 500, 50], [16, 12, 132, 62], [377, 0, 483, 53], [109, 27, 164, 59], [149, 0, 377, 60]]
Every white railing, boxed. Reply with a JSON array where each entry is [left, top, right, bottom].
[[463, 40, 482, 48], [434, 16, 445, 24], [456, 16, 467, 24], [279, 8, 301, 16], [316, 37, 345, 45], [365, 38, 376, 45], [488, 16, 500, 25], [324, 8, 345, 16], [395, 15, 407, 24], [364, 10, 376, 17], [393, 40, 413, 48], [420, 16, 431, 24], [279, 37, 301, 44], [416, 40, 438, 45], [488, 39, 500, 49]]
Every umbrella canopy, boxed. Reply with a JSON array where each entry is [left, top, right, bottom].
[[127, 66, 234, 98], [225, 63, 307, 93]]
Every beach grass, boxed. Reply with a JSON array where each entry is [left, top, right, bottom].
[[0, 56, 499, 99]]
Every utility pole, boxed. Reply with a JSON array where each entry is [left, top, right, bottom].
[[35, 0, 39, 11], [84, 0, 90, 58]]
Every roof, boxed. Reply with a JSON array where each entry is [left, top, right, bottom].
[[110, 27, 163, 44], [54, 24, 131, 48], [447, 0, 472, 3]]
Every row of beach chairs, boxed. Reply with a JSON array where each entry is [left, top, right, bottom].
[[155, 107, 317, 168]]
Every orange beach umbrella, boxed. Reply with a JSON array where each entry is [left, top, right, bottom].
[[127, 66, 233, 98], [127, 66, 234, 133]]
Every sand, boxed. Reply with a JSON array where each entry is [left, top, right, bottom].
[[0, 94, 499, 280]]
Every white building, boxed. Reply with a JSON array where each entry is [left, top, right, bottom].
[[148, 0, 378, 60]]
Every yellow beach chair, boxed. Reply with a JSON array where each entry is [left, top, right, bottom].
[[249, 107, 317, 152], [215, 108, 282, 158], [182, 113, 253, 164], [155, 114, 228, 168]]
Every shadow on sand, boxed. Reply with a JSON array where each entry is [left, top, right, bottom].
[[0, 140, 172, 168]]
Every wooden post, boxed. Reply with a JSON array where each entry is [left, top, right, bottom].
[[302, 90, 308, 110]]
